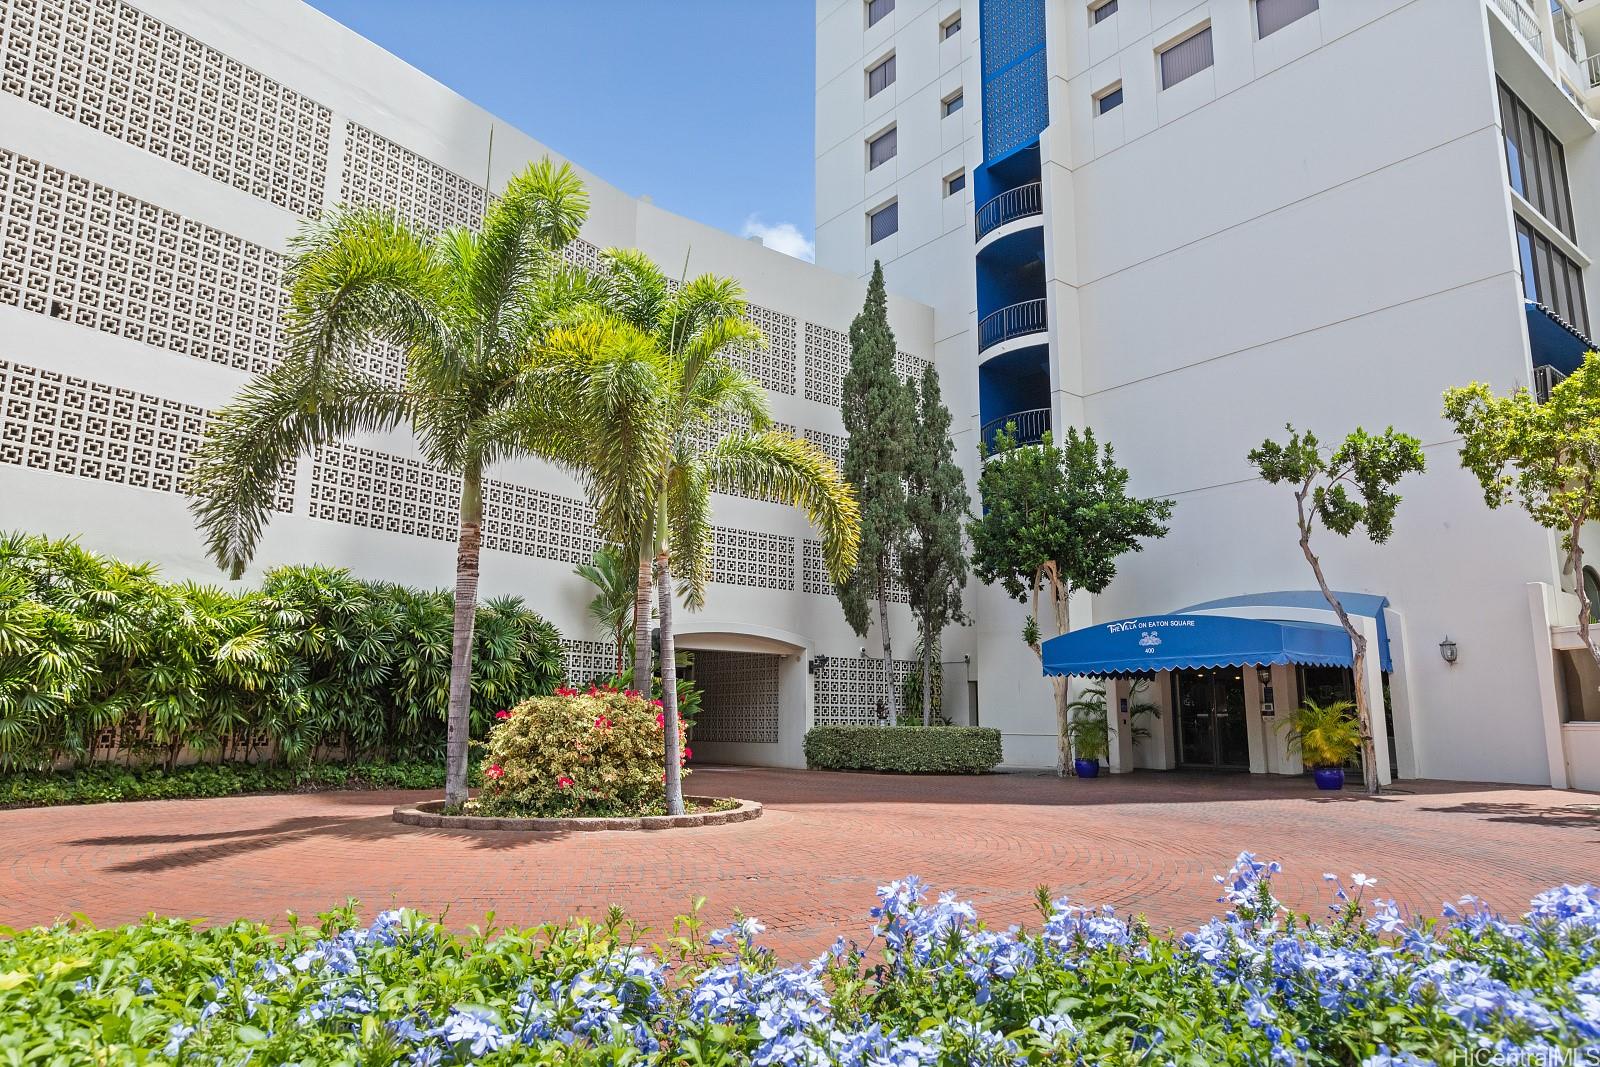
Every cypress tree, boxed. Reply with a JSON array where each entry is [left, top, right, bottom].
[[839, 261, 914, 722], [900, 364, 971, 724]]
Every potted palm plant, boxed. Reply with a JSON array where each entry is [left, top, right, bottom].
[[1279, 699, 1362, 790], [1065, 685, 1112, 778]]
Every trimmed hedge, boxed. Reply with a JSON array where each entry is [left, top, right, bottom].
[[0, 759, 452, 809], [803, 725, 1003, 774]]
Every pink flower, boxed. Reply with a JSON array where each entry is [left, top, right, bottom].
[[594, 715, 613, 730], [650, 698, 664, 708], [557, 775, 574, 789], [655, 712, 665, 728], [485, 764, 504, 780], [555, 687, 578, 697], [623, 689, 642, 699], [495, 709, 510, 720], [681, 746, 693, 762]]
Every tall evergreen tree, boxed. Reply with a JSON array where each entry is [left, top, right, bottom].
[[900, 364, 971, 724], [839, 261, 914, 722]]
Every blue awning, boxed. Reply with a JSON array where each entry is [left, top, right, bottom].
[[1525, 300, 1595, 378], [1041, 614, 1359, 678]]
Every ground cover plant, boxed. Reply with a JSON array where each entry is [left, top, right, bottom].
[[1, 855, 1596, 1064], [0, 758, 453, 809]]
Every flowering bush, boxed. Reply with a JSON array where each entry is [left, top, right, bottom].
[[474, 687, 687, 817], [4, 857, 1598, 1065]]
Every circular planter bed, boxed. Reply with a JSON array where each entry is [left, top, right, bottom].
[[392, 795, 761, 831]]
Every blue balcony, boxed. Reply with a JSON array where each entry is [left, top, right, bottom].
[[978, 342, 1050, 455], [975, 181, 1042, 241], [978, 298, 1047, 353], [980, 406, 1050, 453]]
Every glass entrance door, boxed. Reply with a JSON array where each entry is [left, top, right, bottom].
[[1173, 668, 1250, 769]]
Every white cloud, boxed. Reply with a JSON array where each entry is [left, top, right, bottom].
[[740, 215, 815, 262]]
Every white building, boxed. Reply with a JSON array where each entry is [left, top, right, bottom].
[[4, 0, 1599, 789], [817, 0, 1600, 789], [0, 0, 953, 769]]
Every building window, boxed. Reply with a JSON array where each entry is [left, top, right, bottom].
[[867, 54, 896, 97], [1499, 80, 1576, 241], [1159, 26, 1214, 89], [942, 90, 963, 117], [868, 127, 897, 169], [869, 201, 899, 243], [1091, 0, 1118, 24], [942, 14, 961, 38], [1516, 217, 1590, 335], [1585, 567, 1600, 623], [1096, 84, 1124, 114], [867, 0, 894, 27], [1255, 0, 1318, 37], [945, 170, 966, 197]]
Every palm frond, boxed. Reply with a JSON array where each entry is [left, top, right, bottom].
[[703, 431, 860, 580], [666, 455, 715, 610], [188, 356, 411, 579], [598, 247, 672, 333]]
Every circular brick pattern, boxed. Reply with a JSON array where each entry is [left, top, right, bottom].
[[391, 797, 760, 832], [1, 767, 1597, 958]]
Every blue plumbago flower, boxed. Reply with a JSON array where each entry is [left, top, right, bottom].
[[1043, 899, 1132, 952], [162, 1022, 195, 1057], [256, 958, 290, 983], [1361, 1046, 1436, 1067], [72, 977, 94, 994], [1029, 1011, 1080, 1047], [430, 1006, 509, 1056], [135, 977, 154, 997], [709, 916, 767, 948]]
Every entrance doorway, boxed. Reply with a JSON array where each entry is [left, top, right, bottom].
[[1173, 668, 1250, 769]]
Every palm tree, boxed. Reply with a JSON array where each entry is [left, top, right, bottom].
[[574, 544, 637, 677], [187, 158, 594, 804], [538, 250, 861, 814]]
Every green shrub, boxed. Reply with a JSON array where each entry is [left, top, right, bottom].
[[0, 532, 564, 770], [803, 725, 1003, 774], [0, 759, 451, 808], [476, 687, 683, 817]]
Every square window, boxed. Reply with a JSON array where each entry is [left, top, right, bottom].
[[1096, 85, 1123, 114], [868, 54, 896, 97], [942, 15, 962, 38], [945, 171, 965, 197], [1256, 0, 1318, 38], [867, 0, 894, 28], [868, 127, 897, 169], [869, 201, 899, 243], [942, 90, 963, 117], [1091, 0, 1118, 24], [1159, 26, 1213, 89]]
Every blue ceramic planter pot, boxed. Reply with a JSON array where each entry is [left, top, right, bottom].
[[1312, 767, 1345, 791], [1074, 758, 1101, 779]]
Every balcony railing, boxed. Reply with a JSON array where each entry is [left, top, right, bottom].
[[1554, 7, 1581, 63], [1585, 52, 1600, 89], [974, 182, 1043, 241], [1535, 364, 1568, 403], [977, 298, 1047, 353], [1490, 0, 1544, 53], [981, 408, 1051, 454]]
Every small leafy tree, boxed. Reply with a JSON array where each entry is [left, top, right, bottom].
[[1444, 353, 1600, 670], [970, 425, 1173, 772], [1247, 424, 1425, 794], [900, 365, 971, 724], [839, 262, 916, 722]]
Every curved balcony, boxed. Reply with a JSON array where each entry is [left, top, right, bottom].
[[974, 182, 1043, 241], [977, 298, 1047, 354], [981, 407, 1051, 454]]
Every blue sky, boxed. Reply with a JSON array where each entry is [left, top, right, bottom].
[[304, 1, 818, 259]]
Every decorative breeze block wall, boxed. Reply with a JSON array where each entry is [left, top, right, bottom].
[[0, 148, 289, 375], [691, 650, 780, 743], [803, 538, 906, 601], [724, 302, 797, 395], [813, 655, 918, 726], [802, 322, 849, 407], [711, 524, 794, 590], [0, 0, 333, 215], [560, 638, 619, 686], [0, 356, 293, 509], [339, 122, 487, 234]]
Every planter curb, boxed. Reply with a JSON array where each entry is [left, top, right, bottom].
[[392, 796, 760, 832]]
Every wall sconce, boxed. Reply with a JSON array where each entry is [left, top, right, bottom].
[[808, 654, 831, 675], [1255, 666, 1273, 687], [1439, 636, 1458, 664]]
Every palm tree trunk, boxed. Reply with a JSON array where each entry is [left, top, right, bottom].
[[631, 546, 653, 689], [877, 570, 896, 724], [921, 623, 933, 727], [657, 552, 685, 817], [444, 459, 483, 804]]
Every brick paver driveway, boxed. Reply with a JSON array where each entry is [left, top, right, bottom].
[[3, 767, 1597, 955]]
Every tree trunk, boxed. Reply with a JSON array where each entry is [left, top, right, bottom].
[[657, 553, 685, 817], [921, 622, 933, 727], [444, 460, 484, 805], [1570, 522, 1600, 674], [631, 545, 653, 690], [1053, 676, 1072, 774], [1296, 489, 1378, 794], [877, 567, 896, 724]]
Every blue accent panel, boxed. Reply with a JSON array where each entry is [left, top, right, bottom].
[[1525, 300, 1595, 377], [1042, 614, 1362, 678], [978, 343, 1050, 428], [975, 226, 1044, 320], [979, 0, 1047, 161]]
